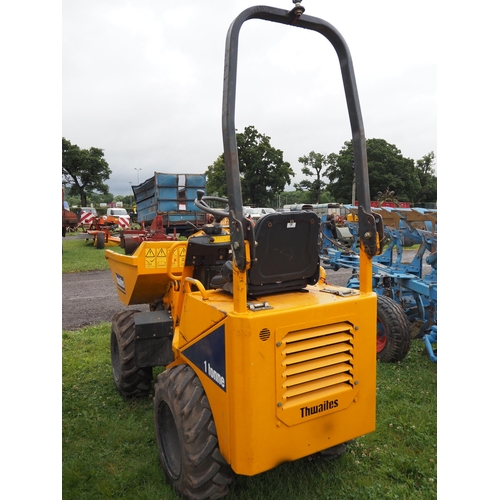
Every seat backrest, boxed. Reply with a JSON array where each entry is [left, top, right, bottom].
[[247, 211, 320, 294]]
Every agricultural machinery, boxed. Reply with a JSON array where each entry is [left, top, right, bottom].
[[76, 208, 132, 249], [133, 172, 209, 237], [119, 215, 178, 255], [62, 188, 79, 236], [62, 208, 79, 237], [321, 205, 437, 362], [105, 3, 386, 498]]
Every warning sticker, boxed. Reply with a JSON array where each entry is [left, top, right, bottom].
[[172, 247, 186, 269], [145, 247, 156, 269], [143, 244, 187, 270], [157, 247, 167, 269]]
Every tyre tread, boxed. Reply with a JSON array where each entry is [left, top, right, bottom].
[[377, 295, 412, 363], [154, 364, 233, 500], [111, 310, 152, 397]]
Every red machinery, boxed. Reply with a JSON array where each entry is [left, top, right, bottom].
[[83, 211, 132, 249], [119, 215, 178, 254], [62, 188, 79, 236]]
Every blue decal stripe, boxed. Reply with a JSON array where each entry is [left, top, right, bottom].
[[183, 325, 226, 392]]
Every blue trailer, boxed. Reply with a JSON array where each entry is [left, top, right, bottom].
[[133, 173, 208, 236]]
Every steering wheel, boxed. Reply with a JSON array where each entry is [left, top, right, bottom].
[[194, 190, 230, 221]]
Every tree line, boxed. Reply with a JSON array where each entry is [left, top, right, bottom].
[[62, 129, 437, 209], [206, 126, 436, 207]]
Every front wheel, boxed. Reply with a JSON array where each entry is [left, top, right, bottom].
[[376, 295, 412, 362], [154, 364, 233, 500], [111, 310, 152, 397], [96, 231, 105, 249]]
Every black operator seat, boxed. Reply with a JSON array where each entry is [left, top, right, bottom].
[[211, 210, 320, 296]]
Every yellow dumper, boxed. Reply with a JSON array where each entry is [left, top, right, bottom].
[[105, 3, 384, 499]]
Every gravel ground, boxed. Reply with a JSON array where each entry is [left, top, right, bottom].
[[62, 250, 427, 331], [62, 271, 149, 331]]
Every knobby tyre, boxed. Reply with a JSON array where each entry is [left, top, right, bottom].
[[96, 231, 105, 249], [376, 294, 412, 362], [111, 309, 153, 397], [154, 364, 234, 500]]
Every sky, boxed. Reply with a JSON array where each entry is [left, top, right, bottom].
[[62, 0, 438, 198]]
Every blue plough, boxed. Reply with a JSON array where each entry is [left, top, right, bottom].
[[320, 206, 437, 362]]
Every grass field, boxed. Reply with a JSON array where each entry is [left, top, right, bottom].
[[62, 234, 125, 273]]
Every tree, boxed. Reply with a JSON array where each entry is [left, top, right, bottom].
[[121, 194, 135, 206], [206, 126, 295, 206], [325, 139, 420, 203], [413, 152, 437, 203], [62, 137, 112, 207], [278, 190, 309, 207], [205, 155, 227, 198], [294, 151, 337, 204]]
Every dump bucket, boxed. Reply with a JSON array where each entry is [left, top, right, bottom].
[[105, 240, 187, 305]]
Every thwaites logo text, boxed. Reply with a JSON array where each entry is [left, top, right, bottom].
[[300, 399, 338, 418]]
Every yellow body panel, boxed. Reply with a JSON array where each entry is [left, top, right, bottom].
[[175, 283, 377, 476], [105, 241, 187, 305]]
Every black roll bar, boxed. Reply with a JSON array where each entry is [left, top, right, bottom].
[[222, 4, 380, 270]]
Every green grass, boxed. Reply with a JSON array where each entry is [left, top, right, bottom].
[[62, 325, 437, 499], [62, 235, 125, 273]]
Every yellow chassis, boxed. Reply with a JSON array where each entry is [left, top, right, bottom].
[[106, 238, 376, 475]]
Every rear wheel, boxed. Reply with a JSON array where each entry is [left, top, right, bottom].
[[111, 310, 152, 397], [376, 294, 412, 362], [154, 364, 233, 500], [96, 231, 105, 249]]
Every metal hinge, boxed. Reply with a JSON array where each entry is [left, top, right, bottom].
[[247, 301, 273, 311], [320, 288, 358, 297]]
